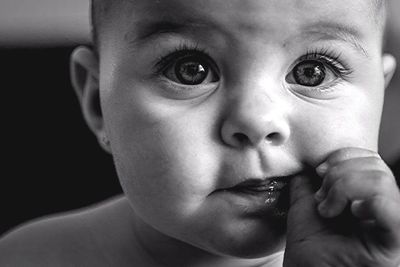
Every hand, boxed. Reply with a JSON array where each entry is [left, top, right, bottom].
[[284, 147, 400, 267]]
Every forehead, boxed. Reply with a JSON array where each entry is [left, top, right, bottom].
[[125, 0, 377, 14], [114, 0, 382, 44], [125, 0, 378, 25]]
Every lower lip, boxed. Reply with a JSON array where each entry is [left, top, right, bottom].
[[218, 186, 290, 218]]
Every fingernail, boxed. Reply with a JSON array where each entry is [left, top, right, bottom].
[[318, 201, 332, 217], [351, 200, 364, 217], [314, 189, 326, 202], [316, 163, 328, 176]]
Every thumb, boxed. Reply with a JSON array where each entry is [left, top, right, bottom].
[[286, 173, 324, 241], [289, 174, 316, 208]]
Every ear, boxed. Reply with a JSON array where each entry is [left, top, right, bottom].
[[70, 46, 111, 154], [382, 53, 397, 90]]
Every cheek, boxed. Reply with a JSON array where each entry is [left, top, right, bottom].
[[104, 85, 222, 224], [293, 88, 383, 165]]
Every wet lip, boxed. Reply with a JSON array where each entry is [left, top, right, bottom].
[[218, 176, 293, 218], [227, 176, 291, 194]]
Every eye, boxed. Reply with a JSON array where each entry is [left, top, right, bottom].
[[291, 60, 326, 87], [163, 55, 219, 85], [285, 50, 353, 91], [287, 60, 330, 87]]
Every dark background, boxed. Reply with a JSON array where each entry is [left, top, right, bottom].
[[0, 47, 399, 237], [0, 47, 122, 236]]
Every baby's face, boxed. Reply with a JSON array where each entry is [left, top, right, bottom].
[[99, 0, 389, 258]]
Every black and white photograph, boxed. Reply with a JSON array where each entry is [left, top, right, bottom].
[[0, 0, 399, 266]]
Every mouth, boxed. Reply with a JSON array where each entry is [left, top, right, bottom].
[[219, 176, 293, 218], [227, 177, 290, 195]]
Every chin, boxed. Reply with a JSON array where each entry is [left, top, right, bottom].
[[199, 221, 286, 259], [215, 238, 285, 259]]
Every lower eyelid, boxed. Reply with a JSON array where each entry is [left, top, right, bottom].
[[292, 79, 346, 97], [314, 80, 342, 91], [154, 76, 219, 98]]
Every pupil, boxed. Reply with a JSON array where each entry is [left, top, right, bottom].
[[294, 61, 326, 87], [175, 58, 208, 85]]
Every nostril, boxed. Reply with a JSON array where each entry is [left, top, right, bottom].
[[266, 132, 281, 143], [233, 132, 250, 145]]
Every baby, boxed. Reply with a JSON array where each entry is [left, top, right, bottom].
[[1, 0, 400, 266]]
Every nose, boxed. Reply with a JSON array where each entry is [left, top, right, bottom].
[[221, 91, 291, 148]]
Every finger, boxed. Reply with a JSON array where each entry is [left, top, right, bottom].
[[317, 169, 396, 218], [315, 157, 388, 203], [351, 196, 400, 228], [352, 196, 400, 247], [316, 147, 379, 176]]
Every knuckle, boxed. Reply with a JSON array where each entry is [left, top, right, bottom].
[[326, 148, 379, 167], [324, 165, 340, 182], [370, 170, 391, 186], [367, 156, 388, 170], [325, 165, 351, 188], [334, 147, 376, 159], [368, 194, 387, 212], [345, 171, 360, 183]]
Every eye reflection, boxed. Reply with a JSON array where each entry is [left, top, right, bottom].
[[292, 60, 326, 87], [175, 58, 209, 85], [164, 55, 219, 85]]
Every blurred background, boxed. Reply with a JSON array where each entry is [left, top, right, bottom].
[[0, 0, 399, 236]]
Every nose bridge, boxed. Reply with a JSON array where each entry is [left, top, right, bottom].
[[242, 81, 276, 113], [236, 84, 285, 131], [221, 79, 291, 148]]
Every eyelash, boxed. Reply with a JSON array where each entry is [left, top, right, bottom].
[[153, 43, 214, 75], [298, 48, 354, 81], [153, 45, 353, 85]]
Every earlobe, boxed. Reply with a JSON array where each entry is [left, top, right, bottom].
[[382, 53, 397, 89]]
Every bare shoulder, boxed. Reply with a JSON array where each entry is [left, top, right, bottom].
[[0, 195, 135, 267]]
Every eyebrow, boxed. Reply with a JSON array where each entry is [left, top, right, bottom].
[[129, 19, 370, 58], [371, 0, 385, 14], [300, 22, 369, 58], [128, 18, 214, 45]]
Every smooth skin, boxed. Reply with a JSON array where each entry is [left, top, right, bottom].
[[73, 0, 399, 266], [285, 148, 400, 266]]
